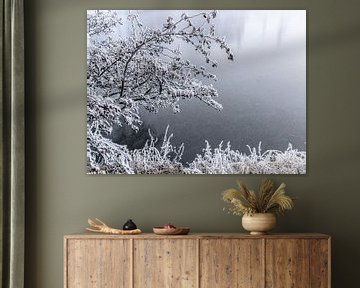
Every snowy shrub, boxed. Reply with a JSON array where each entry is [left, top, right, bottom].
[[185, 141, 306, 174], [87, 122, 134, 174], [87, 126, 185, 174], [129, 127, 185, 174], [88, 125, 305, 174]]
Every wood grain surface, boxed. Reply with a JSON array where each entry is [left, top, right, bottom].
[[133, 239, 198, 288], [309, 239, 330, 288], [65, 239, 131, 288], [65, 233, 330, 240], [265, 239, 310, 288], [200, 239, 264, 288], [64, 234, 330, 288]]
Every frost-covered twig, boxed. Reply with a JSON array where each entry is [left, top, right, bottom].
[[87, 125, 185, 174], [185, 141, 306, 174], [87, 10, 233, 135], [88, 125, 306, 174]]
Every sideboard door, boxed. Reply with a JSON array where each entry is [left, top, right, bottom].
[[133, 239, 198, 288], [310, 239, 330, 288], [266, 239, 310, 287], [200, 239, 264, 288], [66, 239, 131, 288]]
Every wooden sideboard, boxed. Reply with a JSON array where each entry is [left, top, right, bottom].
[[64, 233, 330, 288]]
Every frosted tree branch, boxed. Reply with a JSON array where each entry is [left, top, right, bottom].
[[87, 11, 305, 174]]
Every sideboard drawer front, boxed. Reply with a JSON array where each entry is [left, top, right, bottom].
[[200, 239, 264, 288], [134, 239, 198, 288], [66, 239, 131, 288]]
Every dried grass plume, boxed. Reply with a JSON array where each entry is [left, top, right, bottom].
[[222, 179, 294, 216]]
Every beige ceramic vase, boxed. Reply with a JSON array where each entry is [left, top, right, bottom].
[[242, 213, 276, 235]]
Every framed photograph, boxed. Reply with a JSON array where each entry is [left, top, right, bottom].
[[87, 10, 306, 174]]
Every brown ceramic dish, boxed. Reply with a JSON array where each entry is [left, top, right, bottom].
[[153, 227, 190, 235]]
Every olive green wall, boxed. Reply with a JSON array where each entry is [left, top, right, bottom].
[[24, 0, 360, 287]]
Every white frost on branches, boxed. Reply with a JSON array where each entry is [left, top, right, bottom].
[[185, 141, 306, 174], [88, 125, 306, 174], [87, 10, 122, 37], [86, 10, 306, 174], [87, 10, 232, 133], [87, 10, 235, 173], [87, 125, 185, 174]]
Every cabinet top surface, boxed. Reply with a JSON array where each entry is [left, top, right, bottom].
[[64, 232, 330, 240]]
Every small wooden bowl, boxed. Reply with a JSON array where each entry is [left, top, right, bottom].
[[153, 227, 190, 235]]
